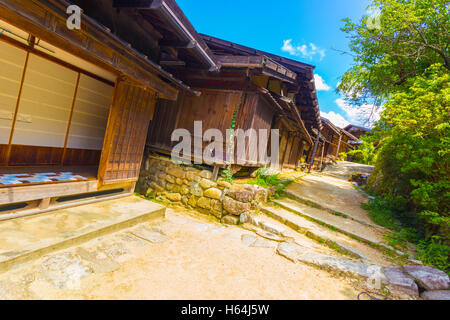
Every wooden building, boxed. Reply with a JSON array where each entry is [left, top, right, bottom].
[[146, 33, 322, 172], [0, 0, 216, 215]]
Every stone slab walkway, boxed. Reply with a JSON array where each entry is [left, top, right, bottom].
[[0, 196, 165, 273], [0, 208, 360, 300], [261, 205, 396, 267], [285, 174, 376, 226], [274, 198, 388, 246]]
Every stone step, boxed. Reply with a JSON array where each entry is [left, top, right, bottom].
[[272, 198, 413, 260], [261, 206, 367, 259], [0, 196, 165, 274], [275, 242, 421, 299], [283, 189, 391, 233]]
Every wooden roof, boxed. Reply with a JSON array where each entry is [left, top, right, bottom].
[[200, 34, 322, 133], [320, 117, 341, 135], [112, 0, 219, 71]]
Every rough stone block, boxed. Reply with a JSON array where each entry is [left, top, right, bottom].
[[223, 196, 251, 215], [221, 215, 239, 225], [204, 187, 222, 200], [199, 178, 217, 189], [382, 267, 419, 297], [197, 197, 212, 210], [403, 265, 450, 291], [165, 167, 186, 179], [199, 170, 212, 179], [167, 193, 182, 201], [226, 189, 253, 203], [217, 180, 232, 189], [420, 290, 450, 300], [190, 182, 203, 197]]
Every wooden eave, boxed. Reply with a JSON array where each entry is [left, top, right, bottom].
[[320, 117, 341, 135], [340, 129, 359, 141], [114, 0, 219, 71], [0, 0, 204, 100]]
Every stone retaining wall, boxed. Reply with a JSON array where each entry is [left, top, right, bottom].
[[136, 156, 274, 224]]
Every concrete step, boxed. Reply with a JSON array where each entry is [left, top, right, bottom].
[[0, 195, 165, 274]]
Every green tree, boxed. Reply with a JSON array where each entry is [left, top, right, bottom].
[[338, 0, 449, 106], [339, 0, 449, 271]]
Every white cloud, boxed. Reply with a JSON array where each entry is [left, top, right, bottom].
[[320, 111, 350, 128], [335, 98, 381, 128], [314, 74, 330, 91], [281, 39, 325, 60]]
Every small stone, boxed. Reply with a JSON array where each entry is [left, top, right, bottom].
[[197, 197, 211, 210], [199, 170, 212, 179], [180, 185, 190, 195], [204, 187, 222, 200], [186, 171, 196, 181], [167, 193, 182, 201], [211, 199, 223, 218], [190, 182, 203, 197], [217, 180, 232, 189], [199, 178, 217, 189], [165, 167, 186, 179], [239, 212, 251, 224], [176, 178, 183, 185], [165, 175, 175, 184], [150, 182, 163, 192], [420, 290, 450, 300], [158, 172, 167, 180], [145, 188, 155, 197], [181, 196, 189, 205], [188, 195, 198, 207], [221, 215, 239, 225], [165, 183, 175, 191], [183, 179, 190, 185], [403, 265, 450, 291]]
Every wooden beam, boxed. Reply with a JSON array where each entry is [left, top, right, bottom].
[[0, 0, 179, 100]]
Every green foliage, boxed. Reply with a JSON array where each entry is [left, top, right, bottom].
[[338, 0, 449, 107], [368, 64, 450, 239], [339, 1, 449, 270], [347, 140, 377, 165], [416, 236, 450, 274], [220, 169, 234, 183], [250, 167, 294, 198]]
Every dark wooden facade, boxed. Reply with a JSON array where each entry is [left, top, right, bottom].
[[146, 34, 319, 170], [0, 0, 217, 211]]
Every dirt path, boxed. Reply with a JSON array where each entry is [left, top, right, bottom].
[[0, 208, 360, 300]]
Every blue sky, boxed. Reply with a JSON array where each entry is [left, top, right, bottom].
[[177, 0, 376, 128]]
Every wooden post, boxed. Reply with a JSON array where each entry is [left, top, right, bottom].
[[212, 165, 220, 181], [308, 132, 320, 172], [319, 142, 325, 171], [335, 134, 342, 158]]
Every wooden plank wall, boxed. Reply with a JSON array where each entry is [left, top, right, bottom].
[[98, 79, 156, 185]]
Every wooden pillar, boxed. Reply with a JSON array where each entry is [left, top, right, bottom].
[[319, 142, 325, 171], [308, 132, 320, 172], [335, 134, 342, 158]]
